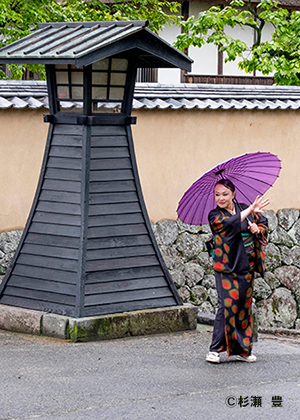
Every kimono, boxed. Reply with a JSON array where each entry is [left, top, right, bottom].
[[208, 202, 268, 357]]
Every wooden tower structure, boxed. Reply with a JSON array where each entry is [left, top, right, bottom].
[[0, 21, 192, 317]]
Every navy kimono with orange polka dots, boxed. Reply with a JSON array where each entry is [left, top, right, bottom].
[[208, 203, 268, 357]]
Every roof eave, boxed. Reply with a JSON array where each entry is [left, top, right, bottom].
[[75, 29, 192, 71]]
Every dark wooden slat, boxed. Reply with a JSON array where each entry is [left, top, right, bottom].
[[29, 223, 81, 238], [88, 213, 144, 227], [37, 201, 81, 215], [91, 126, 126, 136], [90, 170, 134, 182], [86, 245, 155, 261], [49, 146, 82, 159], [18, 254, 78, 272], [12, 264, 77, 284], [21, 243, 79, 260], [42, 179, 81, 193], [85, 277, 166, 294], [54, 124, 83, 136], [0, 296, 75, 316], [45, 168, 81, 181], [86, 266, 163, 284], [47, 157, 82, 170], [4, 286, 76, 305], [40, 190, 81, 204], [26, 233, 80, 249], [84, 287, 173, 306], [87, 234, 151, 250], [89, 180, 136, 193], [86, 255, 159, 272], [91, 136, 128, 147], [52, 134, 83, 147], [90, 158, 131, 171], [84, 297, 177, 317], [90, 147, 129, 159], [88, 224, 147, 239], [33, 211, 81, 226], [9, 275, 77, 295], [89, 192, 138, 205], [89, 202, 141, 216]]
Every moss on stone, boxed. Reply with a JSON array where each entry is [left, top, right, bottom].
[[272, 296, 282, 315], [68, 306, 197, 342]]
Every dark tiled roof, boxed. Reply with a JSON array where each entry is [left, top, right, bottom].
[[0, 21, 147, 61], [1, 80, 300, 110], [0, 21, 192, 71]]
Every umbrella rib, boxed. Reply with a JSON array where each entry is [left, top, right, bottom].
[[228, 175, 265, 197], [190, 194, 206, 225], [199, 193, 211, 226], [234, 184, 252, 204], [228, 174, 275, 192], [239, 170, 280, 176]]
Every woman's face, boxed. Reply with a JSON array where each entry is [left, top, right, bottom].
[[214, 184, 235, 211]]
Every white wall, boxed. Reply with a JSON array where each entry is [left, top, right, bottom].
[[188, 1, 218, 75], [223, 24, 254, 75], [158, 23, 181, 83], [158, 1, 274, 79]]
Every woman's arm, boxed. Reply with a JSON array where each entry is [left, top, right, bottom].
[[240, 196, 270, 224]]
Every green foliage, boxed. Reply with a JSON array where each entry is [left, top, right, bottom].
[[174, 0, 300, 85], [0, 0, 181, 79], [113, 0, 181, 33]]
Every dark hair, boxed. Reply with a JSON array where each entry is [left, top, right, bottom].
[[215, 179, 235, 193]]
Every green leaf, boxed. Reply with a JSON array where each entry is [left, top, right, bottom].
[[174, 0, 300, 85], [0, 0, 181, 79]]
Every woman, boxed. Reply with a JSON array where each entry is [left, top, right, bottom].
[[206, 179, 269, 364]]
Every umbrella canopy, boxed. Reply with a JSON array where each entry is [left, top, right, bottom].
[[177, 152, 281, 225]]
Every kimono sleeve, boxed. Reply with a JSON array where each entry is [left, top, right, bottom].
[[208, 208, 249, 274], [253, 212, 269, 245], [208, 208, 241, 238]]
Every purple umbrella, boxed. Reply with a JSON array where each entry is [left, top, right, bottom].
[[177, 152, 281, 225]]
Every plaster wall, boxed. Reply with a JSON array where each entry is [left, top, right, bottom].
[[0, 109, 47, 231], [0, 107, 298, 230], [132, 108, 300, 222]]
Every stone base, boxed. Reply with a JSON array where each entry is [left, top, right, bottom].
[[0, 304, 198, 342], [0, 304, 44, 335]]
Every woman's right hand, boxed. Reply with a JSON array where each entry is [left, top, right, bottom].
[[240, 196, 270, 223], [251, 196, 270, 214]]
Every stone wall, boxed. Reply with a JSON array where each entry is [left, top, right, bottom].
[[0, 230, 22, 281], [152, 209, 300, 330], [1, 210, 300, 330]]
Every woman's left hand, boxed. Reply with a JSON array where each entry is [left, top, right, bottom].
[[248, 222, 260, 234]]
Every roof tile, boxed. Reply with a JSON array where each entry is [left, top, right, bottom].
[[1, 80, 300, 111]]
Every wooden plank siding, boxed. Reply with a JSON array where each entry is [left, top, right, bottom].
[[83, 125, 178, 316], [0, 123, 181, 317], [0, 124, 83, 315]]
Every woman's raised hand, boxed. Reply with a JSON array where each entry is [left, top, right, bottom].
[[240, 195, 270, 224], [251, 196, 270, 214]]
